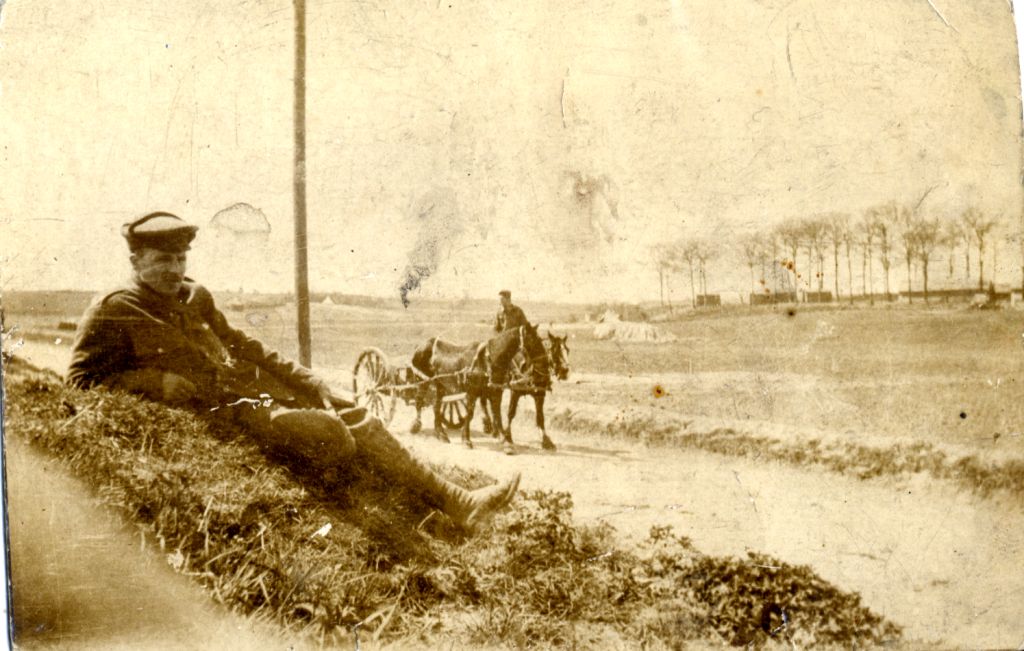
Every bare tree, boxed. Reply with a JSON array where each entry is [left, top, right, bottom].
[[737, 234, 761, 302], [1007, 229, 1024, 294], [962, 208, 998, 290], [837, 217, 855, 303], [694, 239, 715, 300], [912, 216, 942, 303], [869, 203, 898, 300], [857, 212, 875, 304], [940, 217, 962, 282], [824, 213, 849, 302], [763, 229, 782, 296], [680, 241, 699, 309], [898, 207, 920, 303], [777, 220, 803, 302], [801, 220, 816, 296], [801, 217, 828, 295], [757, 246, 772, 298], [653, 243, 675, 308], [959, 209, 977, 287]]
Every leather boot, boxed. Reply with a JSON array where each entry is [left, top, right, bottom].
[[337, 407, 521, 531]]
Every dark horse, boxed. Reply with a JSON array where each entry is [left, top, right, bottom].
[[501, 332, 570, 452], [409, 324, 548, 450]]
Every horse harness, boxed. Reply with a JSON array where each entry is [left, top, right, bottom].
[[420, 326, 549, 392]]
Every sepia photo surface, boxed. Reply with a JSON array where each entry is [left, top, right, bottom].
[[2, 0, 1024, 648]]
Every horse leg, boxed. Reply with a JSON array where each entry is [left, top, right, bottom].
[[507, 391, 521, 444], [492, 389, 515, 455], [410, 386, 424, 434], [479, 395, 495, 434], [432, 383, 450, 443], [535, 392, 556, 451], [461, 389, 477, 449]]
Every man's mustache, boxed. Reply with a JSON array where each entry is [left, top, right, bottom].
[[145, 272, 183, 284]]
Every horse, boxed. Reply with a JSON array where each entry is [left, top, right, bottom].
[[408, 337, 484, 443], [502, 332, 569, 452], [409, 324, 547, 450]]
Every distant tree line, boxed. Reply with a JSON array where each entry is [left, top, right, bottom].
[[654, 203, 1009, 307]]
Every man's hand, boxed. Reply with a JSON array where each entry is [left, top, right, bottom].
[[161, 372, 197, 403], [316, 381, 335, 409], [314, 379, 355, 410]]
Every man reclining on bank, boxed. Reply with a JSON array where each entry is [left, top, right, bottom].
[[66, 211, 519, 532]]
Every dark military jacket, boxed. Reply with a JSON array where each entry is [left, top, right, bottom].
[[67, 279, 322, 409], [494, 304, 529, 333]]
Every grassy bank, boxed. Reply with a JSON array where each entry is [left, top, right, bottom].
[[3, 356, 901, 649]]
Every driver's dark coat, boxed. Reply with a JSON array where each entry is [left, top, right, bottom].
[[67, 279, 322, 408], [494, 304, 529, 333]]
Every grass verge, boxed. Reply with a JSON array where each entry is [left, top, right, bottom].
[[550, 407, 1024, 499], [4, 355, 901, 649]]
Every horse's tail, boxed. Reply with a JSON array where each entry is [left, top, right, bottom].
[[411, 337, 435, 377], [472, 342, 490, 377]]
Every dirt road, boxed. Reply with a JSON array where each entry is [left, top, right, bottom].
[[9, 340, 1024, 647], [394, 409, 1024, 649]]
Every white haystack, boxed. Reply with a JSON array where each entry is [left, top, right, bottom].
[[593, 312, 677, 343]]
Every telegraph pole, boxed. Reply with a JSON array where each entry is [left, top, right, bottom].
[[293, 0, 312, 367]]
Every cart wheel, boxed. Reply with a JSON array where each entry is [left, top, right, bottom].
[[441, 395, 469, 430], [352, 347, 397, 426]]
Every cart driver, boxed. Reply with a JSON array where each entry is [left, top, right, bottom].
[[494, 290, 529, 333]]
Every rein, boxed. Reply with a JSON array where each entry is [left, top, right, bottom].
[[508, 328, 556, 393]]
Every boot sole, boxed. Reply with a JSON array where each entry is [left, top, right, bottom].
[[466, 473, 521, 530]]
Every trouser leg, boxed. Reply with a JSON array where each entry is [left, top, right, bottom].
[[336, 407, 520, 531], [231, 404, 357, 472]]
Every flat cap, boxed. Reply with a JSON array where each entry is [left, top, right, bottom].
[[122, 212, 198, 252], [498, 289, 512, 298]]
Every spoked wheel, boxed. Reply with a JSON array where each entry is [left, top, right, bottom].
[[352, 347, 397, 426], [440, 393, 469, 430]]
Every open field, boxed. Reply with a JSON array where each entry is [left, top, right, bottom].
[[4, 293, 1024, 647], [210, 298, 1024, 453], [8, 294, 1024, 480]]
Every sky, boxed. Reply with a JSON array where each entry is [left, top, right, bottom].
[[1, 0, 1023, 303]]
